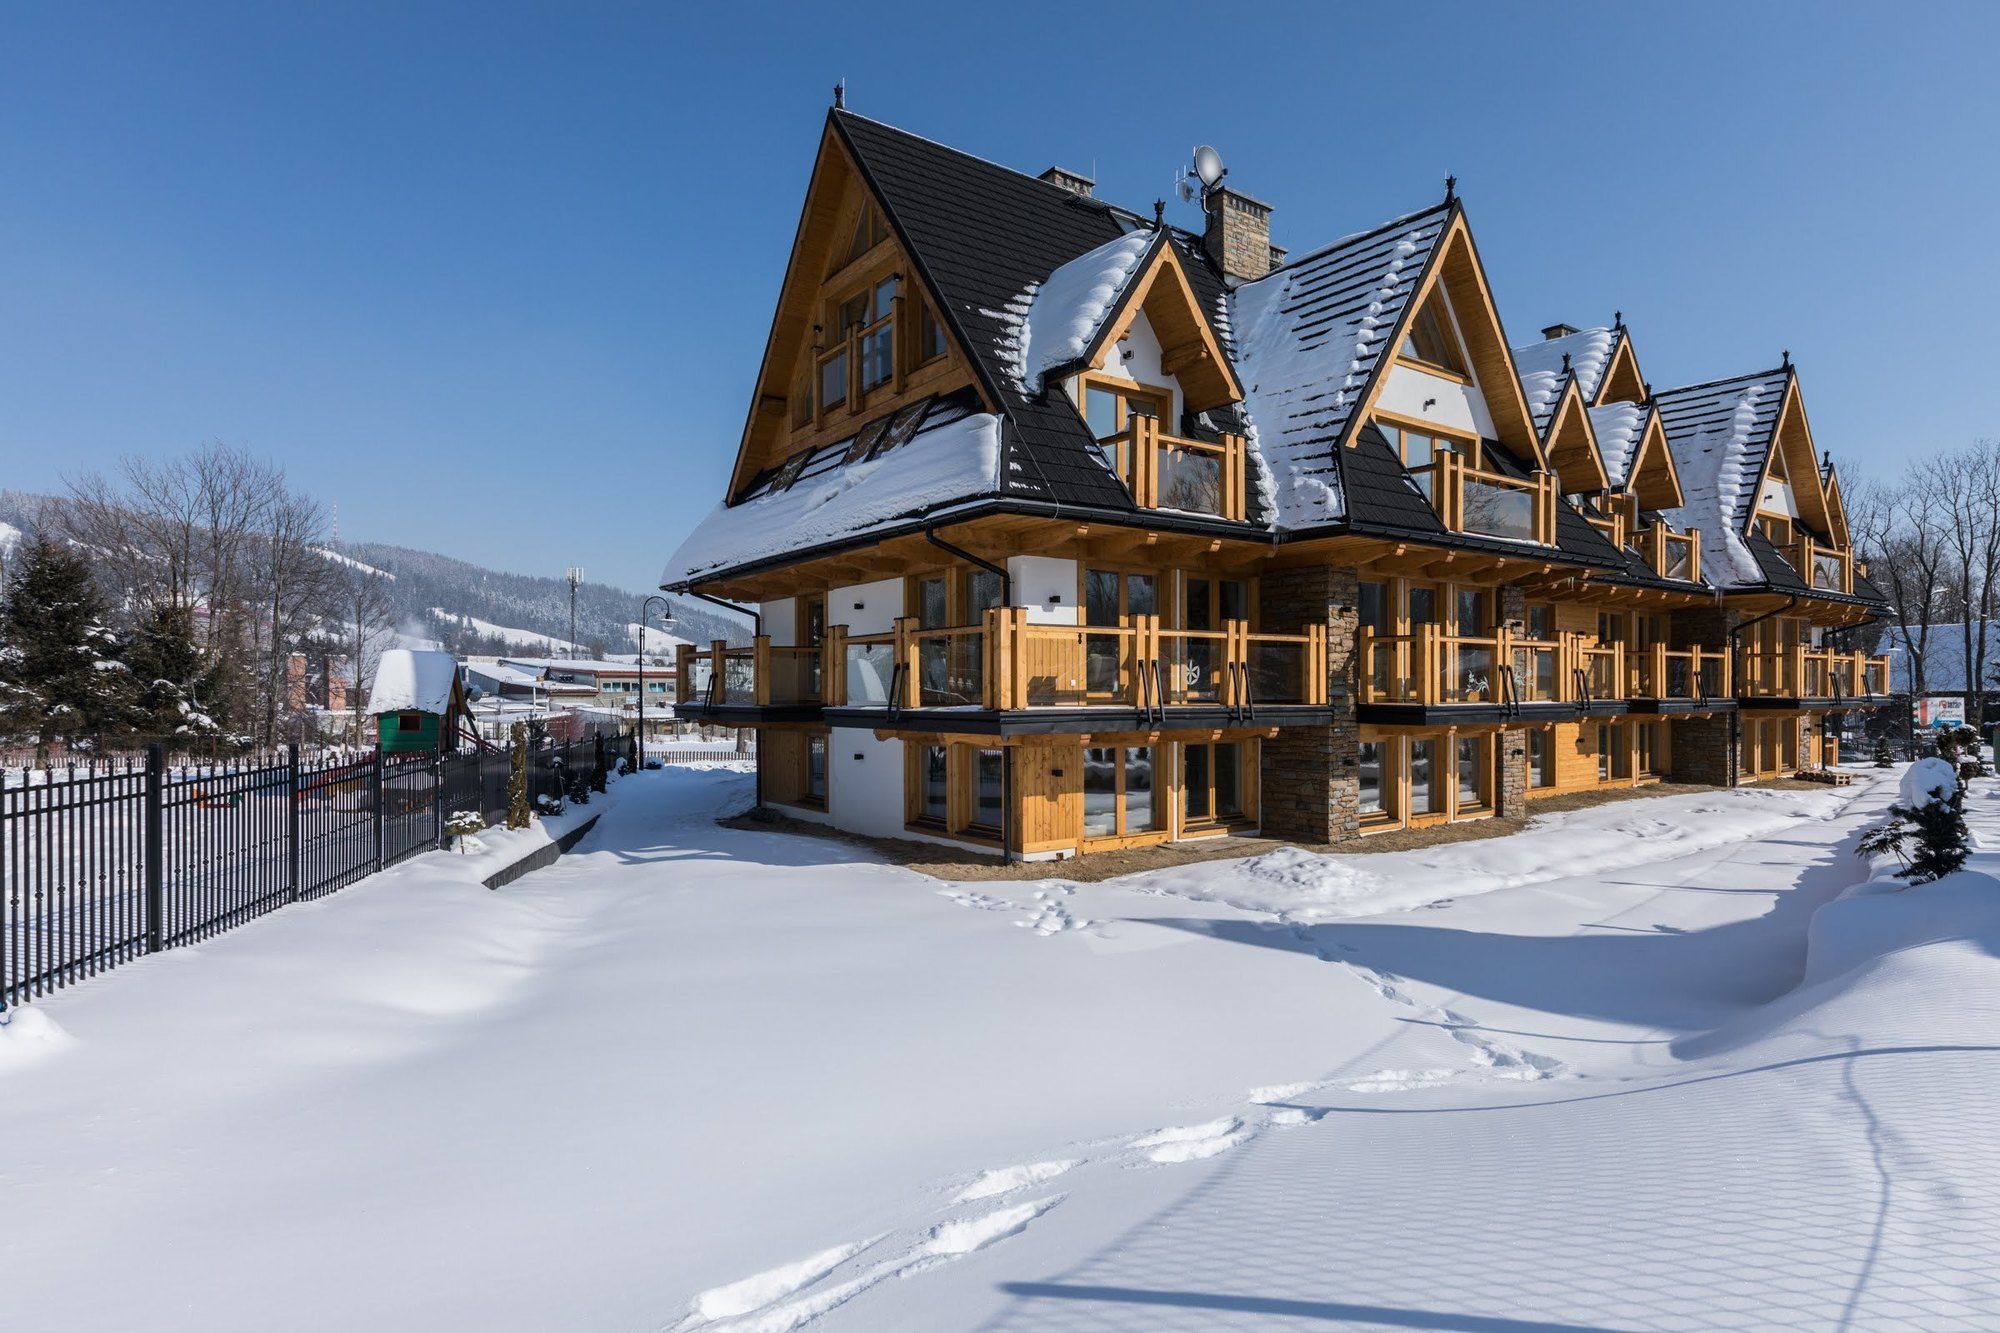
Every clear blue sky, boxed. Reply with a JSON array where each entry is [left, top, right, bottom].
[[2, 2, 1993, 591]]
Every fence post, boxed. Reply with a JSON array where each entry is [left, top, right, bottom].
[[432, 747, 445, 851], [287, 744, 302, 901], [144, 743, 165, 953], [371, 748, 385, 873]]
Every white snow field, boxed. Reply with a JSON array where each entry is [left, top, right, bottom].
[[3, 764, 1998, 1330]]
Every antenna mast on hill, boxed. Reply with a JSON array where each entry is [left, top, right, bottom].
[[565, 566, 584, 660]]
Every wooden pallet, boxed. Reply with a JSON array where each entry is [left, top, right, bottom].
[[1796, 768, 1853, 786]]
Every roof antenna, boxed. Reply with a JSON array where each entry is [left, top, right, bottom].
[[832, 79, 845, 109], [1613, 309, 1624, 329], [1153, 198, 1165, 227], [1444, 174, 1457, 204]]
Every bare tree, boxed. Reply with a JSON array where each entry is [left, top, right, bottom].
[[1914, 442, 2000, 727], [1849, 473, 1948, 700], [338, 563, 397, 748]]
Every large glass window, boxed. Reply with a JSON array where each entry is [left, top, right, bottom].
[[1083, 746, 1118, 839], [1409, 740, 1437, 814], [1358, 741, 1386, 815], [963, 569, 1004, 618], [1408, 585, 1439, 627], [1527, 729, 1554, 789], [1456, 735, 1488, 810], [915, 575, 949, 629], [971, 750, 1004, 832], [916, 301, 948, 365], [919, 745, 948, 823], [1455, 588, 1489, 635], [1358, 581, 1390, 634], [1124, 748, 1158, 833], [805, 735, 828, 806], [1080, 381, 1169, 484]]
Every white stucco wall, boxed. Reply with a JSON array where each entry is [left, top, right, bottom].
[[1758, 476, 1800, 518], [761, 597, 797, 647], [1009, 555, 1081, 625], [1375, 363, 1497, 441], [828, 577, 903, 636], [828, 731, 995, 854]]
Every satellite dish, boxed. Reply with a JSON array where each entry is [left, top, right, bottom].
[[1192, 145, 1226, 189], [1175, 178, 1197, 204]]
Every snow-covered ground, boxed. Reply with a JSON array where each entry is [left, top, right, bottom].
[[3, 764, 1997, 1330]]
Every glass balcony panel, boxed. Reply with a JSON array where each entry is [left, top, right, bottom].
[[844, 642, 894, 706], [1663, 539, 1693, 581], [917, 633, 983, 707], [1462, 478, 1537, 541], [1250, 640, 1308, 704], [723, 653, 757, 700], [1814, 552, 1844, 591], [1159, 446, 1224, 515], [681, 657, 713, 704], [1442, 643, 1497, 703], [1163, 637, 1224, 704]]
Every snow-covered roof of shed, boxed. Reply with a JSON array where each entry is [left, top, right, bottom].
[[1587, 402, 1648, 490], [1655, 368, 1791, 588], [368, 649, 459, 716], [1016, 229, 1153, 393], [663, 408, 1002, 587], [1227, 204, 1451, 529], [1512, 327, 1616, 433]]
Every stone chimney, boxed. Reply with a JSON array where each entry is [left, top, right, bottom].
[[1542, 323, 1580, 341], [1203, 185, 1275, 283], [1037, 166, 1094, 198]]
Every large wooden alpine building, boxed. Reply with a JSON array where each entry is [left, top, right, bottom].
[[662, 107, 1889, 860]]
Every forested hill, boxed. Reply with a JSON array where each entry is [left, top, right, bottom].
[[333, 540, 750, 656]]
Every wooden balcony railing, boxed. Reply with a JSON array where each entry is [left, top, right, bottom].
[[1637, 524, 1701, 583], [1736, 647, 1891, 699], [1117, 415, 1249, 521], [1406, 452, 1558, 545], [1357, 629, 1733, 706], [1628, 644, 1731, 701], [1789, 535, 1853, 595], [674, 640, 827, 707], [833, 608, 1326, 713]]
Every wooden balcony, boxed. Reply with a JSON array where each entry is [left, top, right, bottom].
[[1637, 524, 1701, 582], [1113, 414, 1249, 522], [1736, 647, 1891, 702], [835, 608, 1326, 716], [1789, 535, 1853, 595], [1406, 453, 1558, 546], [675, 641, 826, 711], [1357, 628, 1733, 711]]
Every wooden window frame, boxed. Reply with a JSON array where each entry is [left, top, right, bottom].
[[1374, 413, 1483, 471], [1181, 738, 1258, 832], [1077, 373, 1174, 488], [1395, 294, 1473, 382], [1080, 742, 1165, 845]]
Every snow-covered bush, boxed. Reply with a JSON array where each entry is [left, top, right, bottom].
[[534, 791, 564, 817], [1873, 734, 1894, 768], [1859, 757, 1971, 885]]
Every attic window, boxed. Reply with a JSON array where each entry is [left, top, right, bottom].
[[770, 449, 813, 492], [1399, 298, 1470, 378], [842, 418, 888, 464], [842, 201, 889, 269]]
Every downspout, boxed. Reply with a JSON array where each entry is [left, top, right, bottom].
[[924, 526, 1016, 864], [1729, 594, 1801, 782], [684, 590, 763, 807]]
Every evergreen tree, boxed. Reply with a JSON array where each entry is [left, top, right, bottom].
[[121, 603, 225, 746], [1873, 733, 1895, 768], [1858, 761, 1973, 885], [0, 536, 132, 754]]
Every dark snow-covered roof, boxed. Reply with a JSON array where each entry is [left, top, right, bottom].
[[1654, 368, 1791, 588], [1227, 204, 1452, 530], [1513, 326, 1618, 433]]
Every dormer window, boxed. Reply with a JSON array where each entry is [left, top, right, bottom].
[[1083, 380, 1169, 479], [1399, 297, 1470, 378]]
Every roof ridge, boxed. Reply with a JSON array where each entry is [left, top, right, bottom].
[[832, 108, 1124, 214], [1654, 365, 1792, 399], [1256, 200, 1454, 282]]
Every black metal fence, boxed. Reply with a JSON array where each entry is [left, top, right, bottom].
[[2, 738, 600, 1009]]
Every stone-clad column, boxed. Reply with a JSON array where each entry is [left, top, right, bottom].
[[1669, 604, 1740, 786], [1259, 566, 1359, 843]]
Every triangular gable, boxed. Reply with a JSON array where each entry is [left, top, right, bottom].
[[1626, 408, 1684, 510], [1748, 373, 1834, 538], [1349, 208, 1546, 468], [724, 116, 984, 500], [1083, 231, 1243, 413], [1594, 329, 1647, 405], [1543, 379, 1609, 493], [1822, 464, 1851, 549]]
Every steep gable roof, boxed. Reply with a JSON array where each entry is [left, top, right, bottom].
[[1655, 367, 1790, 586], [1514, 326, 1617, 433], [1228, 204, 1451, 528], [1543, 378, 1611, 494]]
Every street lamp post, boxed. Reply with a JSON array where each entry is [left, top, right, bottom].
[[636, 594, 672, 768]]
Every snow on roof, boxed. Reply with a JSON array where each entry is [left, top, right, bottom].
[[1656, 370, 1790, 588], [663, 410, 1002, 586], [1227, 206, 1451, 529], [1512, 327, 1615, 433], [500, 657, 648, 675], [367, 649, 458, 715], [464, 661, 543, 688], [1016, 230, 1153, 393], [1587, 402, 1648, 490]]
